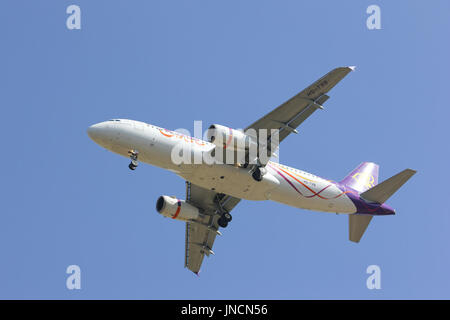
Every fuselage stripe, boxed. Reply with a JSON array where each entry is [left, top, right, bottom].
[[269, 164, 353, 200], [278, 166, 332, 199], [271, 163, 318, 183]]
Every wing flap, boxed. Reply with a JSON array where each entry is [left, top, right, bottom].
[[185, 220, 217, 273], [276, 94, 330, 142], [246, 66, 354, 145], [184, 182, 241, 274]]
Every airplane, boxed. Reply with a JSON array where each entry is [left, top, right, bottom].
[[87, 66, 416, 274]]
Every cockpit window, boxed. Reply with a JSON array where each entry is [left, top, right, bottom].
[[108, 119, 121, 122]]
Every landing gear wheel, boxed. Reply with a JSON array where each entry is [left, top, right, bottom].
[[223, 212, 232, 222], [218, 216, 229, 228], [218, 211, 232, 228], [128, 150, 139, 171], [252, 168, 263, 182]]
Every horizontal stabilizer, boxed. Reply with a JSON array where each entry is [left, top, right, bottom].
[[360, 169, 417, 204], [349, 214, 373, 243]]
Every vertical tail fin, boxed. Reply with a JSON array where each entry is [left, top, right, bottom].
[[348, 168, 417, 243], [340, 162, 379, 193]]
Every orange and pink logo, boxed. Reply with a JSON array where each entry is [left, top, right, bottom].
[[159, 128, 206, 146]]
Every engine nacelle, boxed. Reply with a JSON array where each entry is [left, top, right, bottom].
[[207, 124, 257, 152], [156, 196, 200, 221]]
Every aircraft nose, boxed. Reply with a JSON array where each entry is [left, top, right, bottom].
[[87, 123, 101, 141], [87, 122, 110, 144]]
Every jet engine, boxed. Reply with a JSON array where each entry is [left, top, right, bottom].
[[207, 124, 257, 152], [156, 195, 200, 221]]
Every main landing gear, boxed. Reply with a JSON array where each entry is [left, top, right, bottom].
[[214, 194, 233, 228], [251, 166, 267, 182], [218, 211, 232, 228], [128, 149, 139, 170]]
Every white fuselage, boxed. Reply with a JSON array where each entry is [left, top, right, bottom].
[[87, 119, 358, 214]]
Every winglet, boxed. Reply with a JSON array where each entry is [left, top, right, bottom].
[[348, 66, 356, 71]]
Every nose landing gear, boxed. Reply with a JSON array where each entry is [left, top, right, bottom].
[[128, 150, 139, 170]]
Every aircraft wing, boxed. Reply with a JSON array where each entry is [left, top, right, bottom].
[[184, 182, 241, 274], [245, 66, 355, 154]]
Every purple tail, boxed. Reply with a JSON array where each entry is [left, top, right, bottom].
[[340, 162, 379, 193]]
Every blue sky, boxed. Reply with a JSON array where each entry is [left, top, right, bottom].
[[0, 0, 449, 299]]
